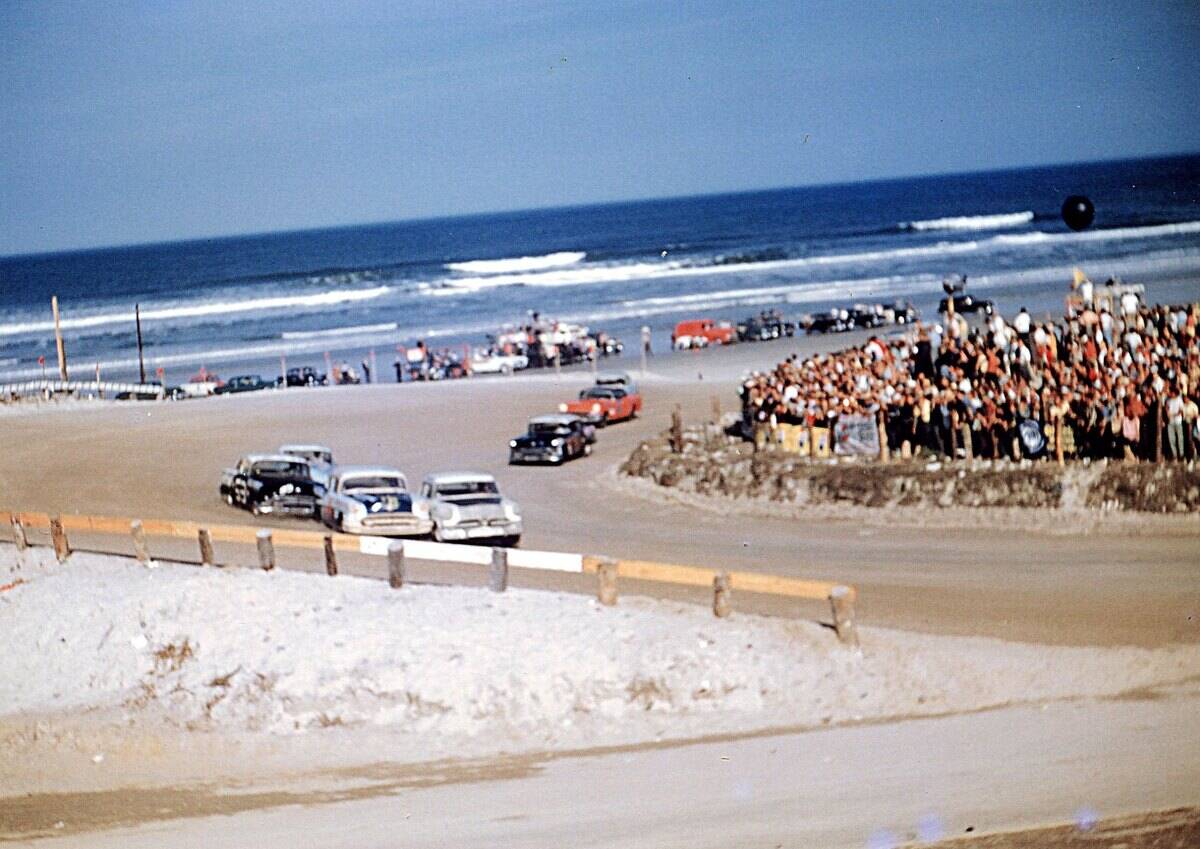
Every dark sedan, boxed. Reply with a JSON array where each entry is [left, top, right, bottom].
[[509, 414, 593, 465], [215, 374, 273, 395]]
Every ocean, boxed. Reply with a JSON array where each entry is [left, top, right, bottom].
[[2, 154, 1198, 384]]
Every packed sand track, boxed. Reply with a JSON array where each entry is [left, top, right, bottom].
[[2, 339, 1199, 846]]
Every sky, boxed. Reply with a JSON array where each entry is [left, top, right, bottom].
[[2, 1, 1199, 256]]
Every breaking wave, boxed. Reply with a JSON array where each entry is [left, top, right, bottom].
[[0, 286, 393, 339], [281, 322, 398, 340], [901, 211, 1034, 232], [445, 251, 586, 274]]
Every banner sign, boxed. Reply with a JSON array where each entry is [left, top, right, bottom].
[[834, 415, 880, 456]]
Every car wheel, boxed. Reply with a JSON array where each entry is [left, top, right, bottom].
[[502, 535, 521, 548], [224, 492, 234, 506], [584, 443, 593, 457], [500, 364, 512, 376], [250, 501, 263, 516]]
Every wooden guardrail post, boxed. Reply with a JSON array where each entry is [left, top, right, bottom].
[[130, 520, 151, 566], [489, 547, 508, 593], [324, 535, 338, 576], [597, 556, 618, 606], [387, 541, 405, 589], [50, 515, 70, 562], [669, 405, 683, 453], [256, 529, 275, 571], [830, 586, 859, 648], [9, 514, 28, 551], [198, 528, 215, 566], [713, 570, 732, 618]]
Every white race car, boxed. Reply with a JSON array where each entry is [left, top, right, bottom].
[[413, 472, 522, 545], [470, 351, 529, 375], [318, 466, 433, 537]]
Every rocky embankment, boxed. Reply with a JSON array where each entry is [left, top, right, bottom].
[[620, 425, 1200, 515]]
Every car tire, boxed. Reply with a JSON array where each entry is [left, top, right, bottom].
[[224, 492, 234, 506], [502, 535, 521, 548], [250, 501, 263, 516], [584, 443, 593, 457], [500, 364, 512, 376]]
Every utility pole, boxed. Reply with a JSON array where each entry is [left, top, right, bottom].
[[135, 303, 146, 384], [51, 296, 69, 381]]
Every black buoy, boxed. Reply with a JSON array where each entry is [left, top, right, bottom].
[[1062, 195, 1095, 231]]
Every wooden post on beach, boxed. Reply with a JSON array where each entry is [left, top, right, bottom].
[[1155, 399, 1164, 463], [50, 516, 70, 563], [323, 535, 338, 576], [950, 410, 960, 459], [670, 405, 683, 453], [1055, 414, 1065, 467], [51, 296, 69, 381], [829, 586, 859, 648], [712, 571, 732, 618], [130, 520, 151, 566], [256, 529, 275, 571], [387, 541, 405, 589], [597, 557, 618, 606], [554, 348, 561, 376], [9, 514, 28, 551], [198, 528, 215, 567], [877, 409, 890, 463], [324, 351, 333, 384], [95, 363, 102, 398], [489, 547, 508, 593]]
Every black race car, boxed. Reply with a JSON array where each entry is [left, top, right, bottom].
[[803, 310, 852, 334], [219, 454, 325, 517], [938, 294, 995, 316], [737, 310, 797, 342], [509, 414, 593, 465], [849, 304, 888, 329]]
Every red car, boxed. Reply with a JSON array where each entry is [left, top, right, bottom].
[[560, 376, 642, 426], [671, 318, 736, 349]]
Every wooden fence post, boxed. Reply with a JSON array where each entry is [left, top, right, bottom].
[[256, 529, 275, 571], [713, 570, 732, 618], [670, 406, 683, 453], [198, 528, 215, 567], [877, 410, 890, 463], [597, 557, 618, 606], [130, 520, 151, 566], [829, 586, 859, 648], [324, 535, 338, 576], [489, 547, 508, 593], [50, 516, 70, 563], [9, 514, 27, 551], [388, 541, 405, 589]]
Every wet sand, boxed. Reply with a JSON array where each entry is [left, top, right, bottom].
[[2, 335, 1197, 647]]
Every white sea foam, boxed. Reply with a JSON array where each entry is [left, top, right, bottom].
[[993, 219, 1200, 246], [445, 251, 586, 274], [281, 322, 398, 340], [902, 211, 1034, 231], [0, 286, 392, 339]]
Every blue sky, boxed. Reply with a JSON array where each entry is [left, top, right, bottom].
[[2, 1, 1198, 255]]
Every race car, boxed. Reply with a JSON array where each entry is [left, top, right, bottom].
[[318, 466, 432, 536], [509, 414, 593, 464], [559, 378, 642, 425], [219, 454, 324, 517]]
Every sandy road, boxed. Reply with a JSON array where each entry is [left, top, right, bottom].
[[12, 687, 1200, 849], [2, 337, 1197, 647]]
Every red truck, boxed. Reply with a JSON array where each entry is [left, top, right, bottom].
[[671, 319, 736, 349]]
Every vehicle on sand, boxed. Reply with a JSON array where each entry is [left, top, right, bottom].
[[412, 471, 522, 545], [509, 414, 593, 464], [219, 454, 323, 517], [318, 466, 432, 537]]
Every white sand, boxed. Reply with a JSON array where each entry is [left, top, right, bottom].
[[3, 548, 1198, 764]]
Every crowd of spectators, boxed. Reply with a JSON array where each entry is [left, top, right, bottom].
[[740, 293, 1200, 462]]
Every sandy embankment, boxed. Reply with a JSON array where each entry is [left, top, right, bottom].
[[3, 548, 1200, 792]]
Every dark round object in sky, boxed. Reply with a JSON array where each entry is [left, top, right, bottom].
[[1062, 195, 1095, 231]]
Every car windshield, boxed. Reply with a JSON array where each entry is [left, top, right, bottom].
[[253, 461, 308, 477], [530, 423, 571, 436], [435, 481, 499, 497], [343, 476, 404, 490], [581, 388, 620, 399]]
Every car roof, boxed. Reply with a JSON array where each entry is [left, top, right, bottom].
[[530, 413, 581, 426], [333, 465, 406, 478], [244, 453, 309, 464], [595, 371, 632, 384], [279, 443, 333, 454], [424, 471, 497, 485]]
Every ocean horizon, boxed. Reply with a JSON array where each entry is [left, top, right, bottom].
[[2, 152, 1198, 384]]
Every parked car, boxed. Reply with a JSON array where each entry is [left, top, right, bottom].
[[215, 374, 273, 395], [938, 293, 995, 316], [219, 454, 324, 517], [560, 380, 642, 425], [278, 444, 335, 487], [412, 472, 522, 545], [318, 466, 432, 536], [671, 318, 737, 349], [736, 310, 796, 342], [849, 304, 888, 330], [802, 310, 852, 334], [470, 350, 529, 375], [280, 366, 327, 387], [883, 300, 920, 325], [589, 331, 624, 357], [509, 414, 593, 464]]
